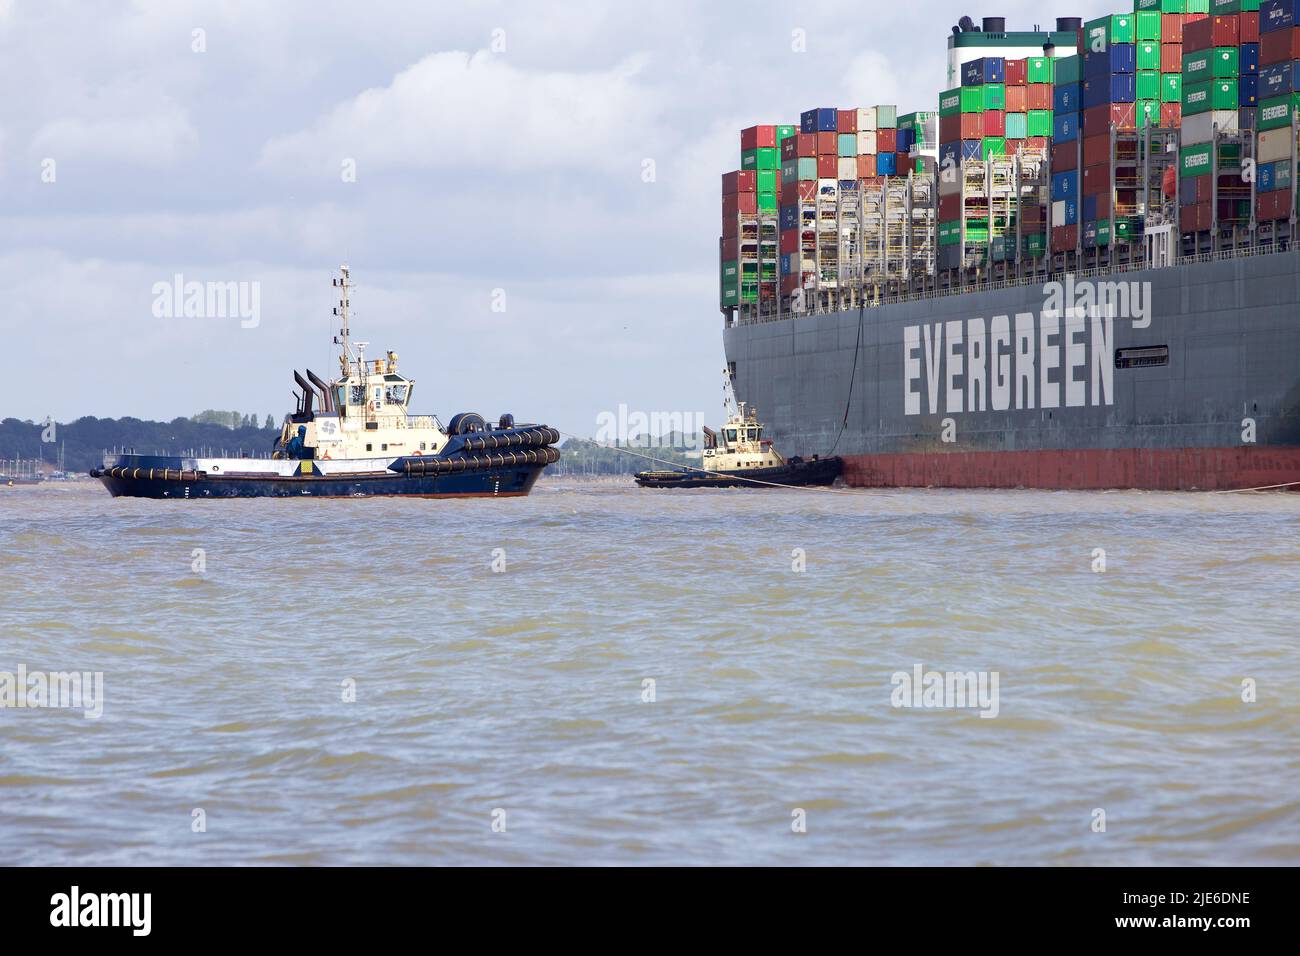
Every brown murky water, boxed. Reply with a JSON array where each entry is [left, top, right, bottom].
[[2, 480, 1298, 864]]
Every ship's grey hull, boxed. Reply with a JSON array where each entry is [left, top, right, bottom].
[[723, 249, 1300, 490]]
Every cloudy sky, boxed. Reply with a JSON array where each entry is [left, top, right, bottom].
[[1, 0, 1113, 435]]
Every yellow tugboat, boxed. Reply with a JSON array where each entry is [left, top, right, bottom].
[[635, 376, 841, 489]]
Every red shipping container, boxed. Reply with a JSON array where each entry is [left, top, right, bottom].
[[1162, 13, 1183, 43], [961, 113, 982, 139], [1180, 201, 1212, 232], [781, 180, 816, 204], [1186, 15, 1238, 53], [1188, 176, 1212, 204], [1025, 136, 1050, 152], [1160, 102, 1182, 127], [860, 175, 884, 188], [1092, 191, 1112, 220], [1082, 133, 1112, 167], [723, 192, 757, 217], [1052, 224, 1079, 251], [1161, 43, 1182, 74], [1005, 58, 1027, 86], [1052, 141, 1078, 171], [817, 155, 837, 178], [1075, 27, 1085, 56], [1260, 27, 1300, 66], [1027, 84, 1052, 110], [895, 152, 910, 173], [781, 136, 796, 161], [1082, 163, 1111, 196], [722, 236, 739, 260], [1258, 189, 1293, 221], [983, 110, 1006, 136], [1005, 86, 1028, 113], [1083, 102, 1136, 137], [816, 131, 838, 155], [857, 154, 876, 178], [877, 128, 897, 152], [722, 170, 756, 194], [940, 113, 962, 142], [1004, 137, 1026, 155], [741, 125, 776, 150], [1021, 204, 1046, 224], [1241, 12, 1258, 45], [779, 229, 798, 254], [837, 109, 858, 133], [722, 215, 739, 239], [939, 192, 961, 220], [780, 275, 798, 295]]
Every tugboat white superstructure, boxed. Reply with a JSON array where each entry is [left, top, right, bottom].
[[92, 266, 560, 499]]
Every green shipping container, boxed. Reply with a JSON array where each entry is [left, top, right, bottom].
[[981, 84, 1005, 111], [1024, 232, 1047, 258], [961, 87, 983, 113], [1055, 55, 1081, 85], [1134, 0, 1161, 10], [757, 192, 777, 212], [742, 147, 779, 170], [1137, 70, 1161, 101], [1259, 93, 1300, 131], [1162, 73, 1182, 103], [1114, 217, 1139, 241], [938, 221, 962, 246], [1095, 219, 1112, 246], [1212, 47, 1239, 79], [990, 236, 1008, 261], [797, 157, 817, 181], [1137, 99, 1161, 127], [776, 125, 796, 141], [1137, 41, 1161, 71], [1209, 0, 1241, 12], [838, 133, 857, 157], [1137, 0, 1186, 11], [1210, 79, 1239, 110], [1136, 11, 1162, 40], [756, 170, 777, 193], [939, 88, 962, 116], [1186, 0, 1209, 11], [981, 136, 1006, 159], [1085, 14, 1134, 46], [1180, 142, 1213, 177], [1027, 109, 1053, 137], [781, 159, 797, 184], [1182, 49, 1213, 84], [1005, 112, 1028, 139], [1026, 56, 1053, 83], [1183, 79, 1213, 115]]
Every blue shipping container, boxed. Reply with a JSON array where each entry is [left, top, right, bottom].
[[939, 141, 959, 169], [1240, 43, 1260, 76], [897, 128, 916, 152], [1083, 43, 1135, 78], [780, 205, 798, 231], [1054, 83, 1081, 113], [962, 56, 1005, 86], [800, 108, 838, 133], [780, 253, 795, 276], [877, 152, 897, 176], [1064, 197, 1079, 226], [1259, 61, 1300, 97], [1082, 74, 1136, 109], [1083, 194, 1097, 222], [1240, 74, 1259, 106], [1260, 0, 1300, 34], [1054, 112, 1080, 142], [1051, 171, 1077, 202], [961, 140, 982, 160]]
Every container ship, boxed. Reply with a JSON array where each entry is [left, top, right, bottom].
[[720, 2, 1300, 490]]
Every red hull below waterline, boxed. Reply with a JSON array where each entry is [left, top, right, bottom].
[[841, 447, 1300, 492]]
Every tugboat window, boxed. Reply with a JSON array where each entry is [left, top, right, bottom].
[[350, 385, 365, 404], [725, 429, 738, 443]]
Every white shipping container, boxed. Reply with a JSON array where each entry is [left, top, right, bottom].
[[817, 178, 839, 201], [838, 157, 857, 179], [875, 104, 897, 129], [1258, 127, 1295, 165], [857, 130, 877, 154], [857, 107, 877, 132], [1052, 200, 1066, 228], [1180, 110, 1238, 146]]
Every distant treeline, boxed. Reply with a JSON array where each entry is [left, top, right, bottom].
[[552, 435, 702, 476], [0, 414, 280, 473]]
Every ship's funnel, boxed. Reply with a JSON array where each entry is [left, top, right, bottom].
[[293, 370, 315, 417], [958, 15, 975, 31], [981, 16, 1005, 32], [1057, 17, 1081, 31], [306, 368, 334, 413]]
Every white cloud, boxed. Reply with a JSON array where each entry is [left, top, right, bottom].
[[259, 49, 661, 177], [30, 108, 197, 168]]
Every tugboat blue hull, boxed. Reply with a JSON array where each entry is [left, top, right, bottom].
[[93, 466, 546, 499]]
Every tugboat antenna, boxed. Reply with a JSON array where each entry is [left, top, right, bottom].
[[332, 264, 353, 381]]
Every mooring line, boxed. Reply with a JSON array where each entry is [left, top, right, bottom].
[[1212, 480, 1300, 494]]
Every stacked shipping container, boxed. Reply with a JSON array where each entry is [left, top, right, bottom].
[[1256, 0, 1300, 221]]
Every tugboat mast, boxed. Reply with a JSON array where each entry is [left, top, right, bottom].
[[332, 265, 353, 381]]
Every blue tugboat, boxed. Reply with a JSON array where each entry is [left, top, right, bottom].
[[91, 266, 560, 499]]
